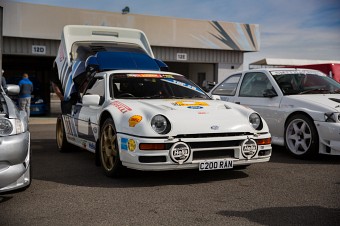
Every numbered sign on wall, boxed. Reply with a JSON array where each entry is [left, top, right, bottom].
[[32, 45, 46, 55], [176, 53, 187, 61]]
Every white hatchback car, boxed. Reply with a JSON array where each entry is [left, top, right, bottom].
[[210, 68, 340, 158]]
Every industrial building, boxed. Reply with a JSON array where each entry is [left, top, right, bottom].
[[0, 1, 260, 113]]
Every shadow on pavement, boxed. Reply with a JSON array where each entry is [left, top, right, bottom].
[[0, 196, 13, 204], [31, 139, 249, 188], [218, 206, 340, 226], [270, 145, 340, 165]]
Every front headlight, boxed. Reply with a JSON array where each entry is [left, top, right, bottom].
[[324, 112, 340, 123], [15, 119, 25, 133], [151, 115, 171, 134], [0, 118, 26, 136], [249, 113, 263, 130], [0, 118, 13, 135]]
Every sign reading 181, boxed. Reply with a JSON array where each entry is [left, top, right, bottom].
[[32, 45, 46, 55]]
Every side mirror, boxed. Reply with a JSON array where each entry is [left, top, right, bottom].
[[263, 89, 278, 98], [7, 84, 20, 95], [82, 94, 101, 106], [211, 95, 221, 100], [202, 80, 216, 92]]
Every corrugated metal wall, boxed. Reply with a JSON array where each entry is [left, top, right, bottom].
[[3, 37, 59, 56], [152, 46, 243, 64], [3, 37, 243, 64]]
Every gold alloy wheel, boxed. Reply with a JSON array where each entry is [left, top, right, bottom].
[[100, 123, 118, 171], [56, 118, 63, 149]]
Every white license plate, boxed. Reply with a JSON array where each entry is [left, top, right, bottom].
[[198, 159, 233, 171]]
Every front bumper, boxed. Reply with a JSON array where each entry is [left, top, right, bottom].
[[118, 133, 271, 171], [316, 121, 340, 155], [0, 131, 31, 193]]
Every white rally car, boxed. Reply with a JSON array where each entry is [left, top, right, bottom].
[[54, 25, 271, 177]]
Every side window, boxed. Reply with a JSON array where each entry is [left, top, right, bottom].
[[239, 72, 272, 97], [212, 74, 241, 96], [84, 78, 105, 104]]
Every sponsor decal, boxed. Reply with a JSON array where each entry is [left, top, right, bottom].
[[121, 138, 128, 151], [161, 79, 205, 94], [82, 141, 87, 149], [126, 73, 174, 78], [241, 139, 258, 159], [270, 70, 324, 76], [173, 101, 209, 107], [170, 142, 191, 164], [127, 73, 163, 78], [129, 115, 143, 127], [187, 106, 203, 109], [162, 74, 174, 78], [89, 142, 96, 151], [198, 111, 208, 114], [112, 101, 132, 113], [66, 135, 76, 142], [128, 139, 136, 152], [210, 125, 219, 130]]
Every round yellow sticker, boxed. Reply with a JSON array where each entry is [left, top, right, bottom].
[[128, 139, 136, 151]]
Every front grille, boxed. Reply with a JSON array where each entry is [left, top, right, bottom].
[[188, 140, 242, 149], [175, 132, 252, 139], [258, 149, 271, 156], [193, 149, 235, 161], [139, 156, 167, 163]]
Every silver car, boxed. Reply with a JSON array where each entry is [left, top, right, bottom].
[[0, 84, 31, 193]]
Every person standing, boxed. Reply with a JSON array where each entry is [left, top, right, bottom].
[[18, 73, 33, 118], [1, 69, 7, 92]]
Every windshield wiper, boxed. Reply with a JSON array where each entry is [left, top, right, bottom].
[[143, 94, 166, 99], [175, 95, 208, 99], [298, 88, 330, 94]]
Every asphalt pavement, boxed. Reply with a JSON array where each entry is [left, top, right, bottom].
[[1, 117, 339, 226]]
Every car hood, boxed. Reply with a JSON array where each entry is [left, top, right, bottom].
[[285, 94, 340, 112], [111, 99, 262, 136]]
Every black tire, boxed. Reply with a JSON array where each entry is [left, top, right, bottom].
[[99, 118, 123, 177], [56, 115, 72, 152], [284, 114, 319, 159]]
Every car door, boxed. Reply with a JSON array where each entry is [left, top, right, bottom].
[[231, 71, 283, 135], [72, 76, 105, 151]]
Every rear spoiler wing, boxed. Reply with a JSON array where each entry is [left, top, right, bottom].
[[54, 25, 155, 100]]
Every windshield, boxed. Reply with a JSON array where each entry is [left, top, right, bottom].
[[271, 70, 340, 95], [110, 73, 210, 99]]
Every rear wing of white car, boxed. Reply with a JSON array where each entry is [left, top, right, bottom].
[[54, 25, 155, 100]]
